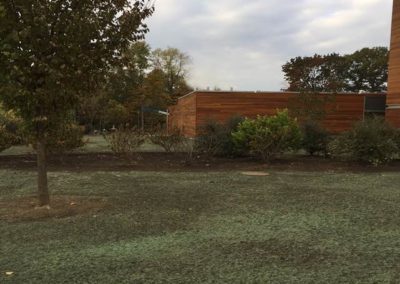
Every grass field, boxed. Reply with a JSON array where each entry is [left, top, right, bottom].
[[0, 135, 164, 156], [2, 169, 400, 283]]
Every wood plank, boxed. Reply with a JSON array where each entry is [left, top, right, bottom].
[[169, 91, 386, 136], [192, 92, 375, 134], [168, 93, 197, 137]]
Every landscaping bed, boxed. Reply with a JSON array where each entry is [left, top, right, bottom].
[[1, 151, 400, 173]]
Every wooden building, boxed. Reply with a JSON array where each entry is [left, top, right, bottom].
[[169, 0, 398, 137], [387, 0, 400, 127], [168, 91, 386, 137]]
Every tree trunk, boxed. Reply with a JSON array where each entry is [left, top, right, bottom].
[[37, 138, 50, 207]]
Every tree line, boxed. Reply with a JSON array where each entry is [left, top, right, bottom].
[[282, 47, 388, 93], [78, 43, 192, 131]]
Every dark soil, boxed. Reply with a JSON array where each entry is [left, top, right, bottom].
[[1, 152, 400, 172]]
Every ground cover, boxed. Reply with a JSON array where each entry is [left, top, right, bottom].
[[0, 135, 164, 156], [1, 168, 400, 283]]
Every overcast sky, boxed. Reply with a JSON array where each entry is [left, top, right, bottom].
[[145, 0, 393, 91]]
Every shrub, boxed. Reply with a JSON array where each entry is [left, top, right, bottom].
[[195, 116, 244, 157], [47, 123, 85, 153], [103, 100, 130, 128], [28, 122, 85, 154], [180, 137, 196, 164], [149, 128, 195, 163], [0, 107, 24, 152], [328, 117, 400, 166], [104, 126, 146, 157], [0, 125, 14, 152], [301, 120, 330, 156], [150, 128, 184, 152], [232, 110, 302, 161]]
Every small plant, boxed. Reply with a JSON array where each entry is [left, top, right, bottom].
[[328, 117, 400, 166], [104, 125, 146, 157], [0, 107, 24, 152], [179, 137, 196, 164], [150, 128, 184, 152], [46, 123, 85, 154], [195, 116, 244, 157], [27, 121, 85, 154], [301, 120, 330, 156], [232, 110, 302, 161], [0, 125, 14, 152], [150, 128, 196, 163]]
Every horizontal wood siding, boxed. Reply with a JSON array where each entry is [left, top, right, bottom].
[[387, 0, 400, 127], [168, 93, 197, 137], [322, 95, 365, 133], [170, 91, 385, 136], [196, 92, 291, 135], [386, 109, 400, 126], [194, 92, 380, 135]]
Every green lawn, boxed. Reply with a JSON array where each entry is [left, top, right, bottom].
[[2, 170, 400, 283], [0, 135, 164, 156]]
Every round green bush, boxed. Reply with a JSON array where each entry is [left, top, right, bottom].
[[328, 117, 400, 166], [232, 110, 302, 161], [301, 120, 330, 156]]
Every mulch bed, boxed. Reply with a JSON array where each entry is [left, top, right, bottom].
[[1, 152, 400, 173]]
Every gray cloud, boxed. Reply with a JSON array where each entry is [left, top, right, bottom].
[[146, 0, 392, 91]]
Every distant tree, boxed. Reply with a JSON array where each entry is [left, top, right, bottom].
[[171, 78, 193, 102], [0, 104, 23, 152], [151, 47, 192, 103], [282, 47, 388, 93], [343, 47, 388, 93], [140, 69, 171, 108], [0, 0, 153, 207], [107, 42, 151, 104], [77, 88, 108, 132], [288, 91, 336, 122], [135, 69, 171, 127], [103, 100, 130, 128], [282, 53, 346, 92], [100, 42, 152, 128], [78, 44, 193, 131]]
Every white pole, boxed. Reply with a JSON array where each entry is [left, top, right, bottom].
[[166, 110, 169, 135]]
